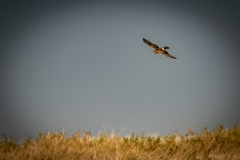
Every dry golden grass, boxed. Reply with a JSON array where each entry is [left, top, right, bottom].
[[1, 124, 240, 160]]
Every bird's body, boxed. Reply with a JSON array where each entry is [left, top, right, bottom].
[[143, 38, 177, 59]]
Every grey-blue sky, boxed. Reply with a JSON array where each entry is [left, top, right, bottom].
[[1, 1, 240, 138]]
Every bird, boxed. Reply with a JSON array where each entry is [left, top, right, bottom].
[[143, 38, 177, 59]]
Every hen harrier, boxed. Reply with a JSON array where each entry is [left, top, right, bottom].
[[143, 38, 177, 59]]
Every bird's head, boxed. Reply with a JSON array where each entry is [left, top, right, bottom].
[[162, 46, 169, 50]]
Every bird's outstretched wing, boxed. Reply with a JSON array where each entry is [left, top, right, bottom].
[[162, 50, 177, 59], [143, 38, 159, 49]]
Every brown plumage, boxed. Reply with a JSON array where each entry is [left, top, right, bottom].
[[143, 38, 176, 59]]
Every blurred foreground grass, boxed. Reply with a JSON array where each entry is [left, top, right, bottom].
[[1, 124, 240, 159]]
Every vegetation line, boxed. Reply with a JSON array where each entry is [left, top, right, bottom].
[[1, 124, 240, 159]]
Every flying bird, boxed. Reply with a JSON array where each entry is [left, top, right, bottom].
[[143, 38, 177, 59]]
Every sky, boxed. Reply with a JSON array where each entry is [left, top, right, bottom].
[[1, 1, 240, 138]]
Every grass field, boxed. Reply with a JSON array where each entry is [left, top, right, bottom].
[[1, 124, 240, 159]]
